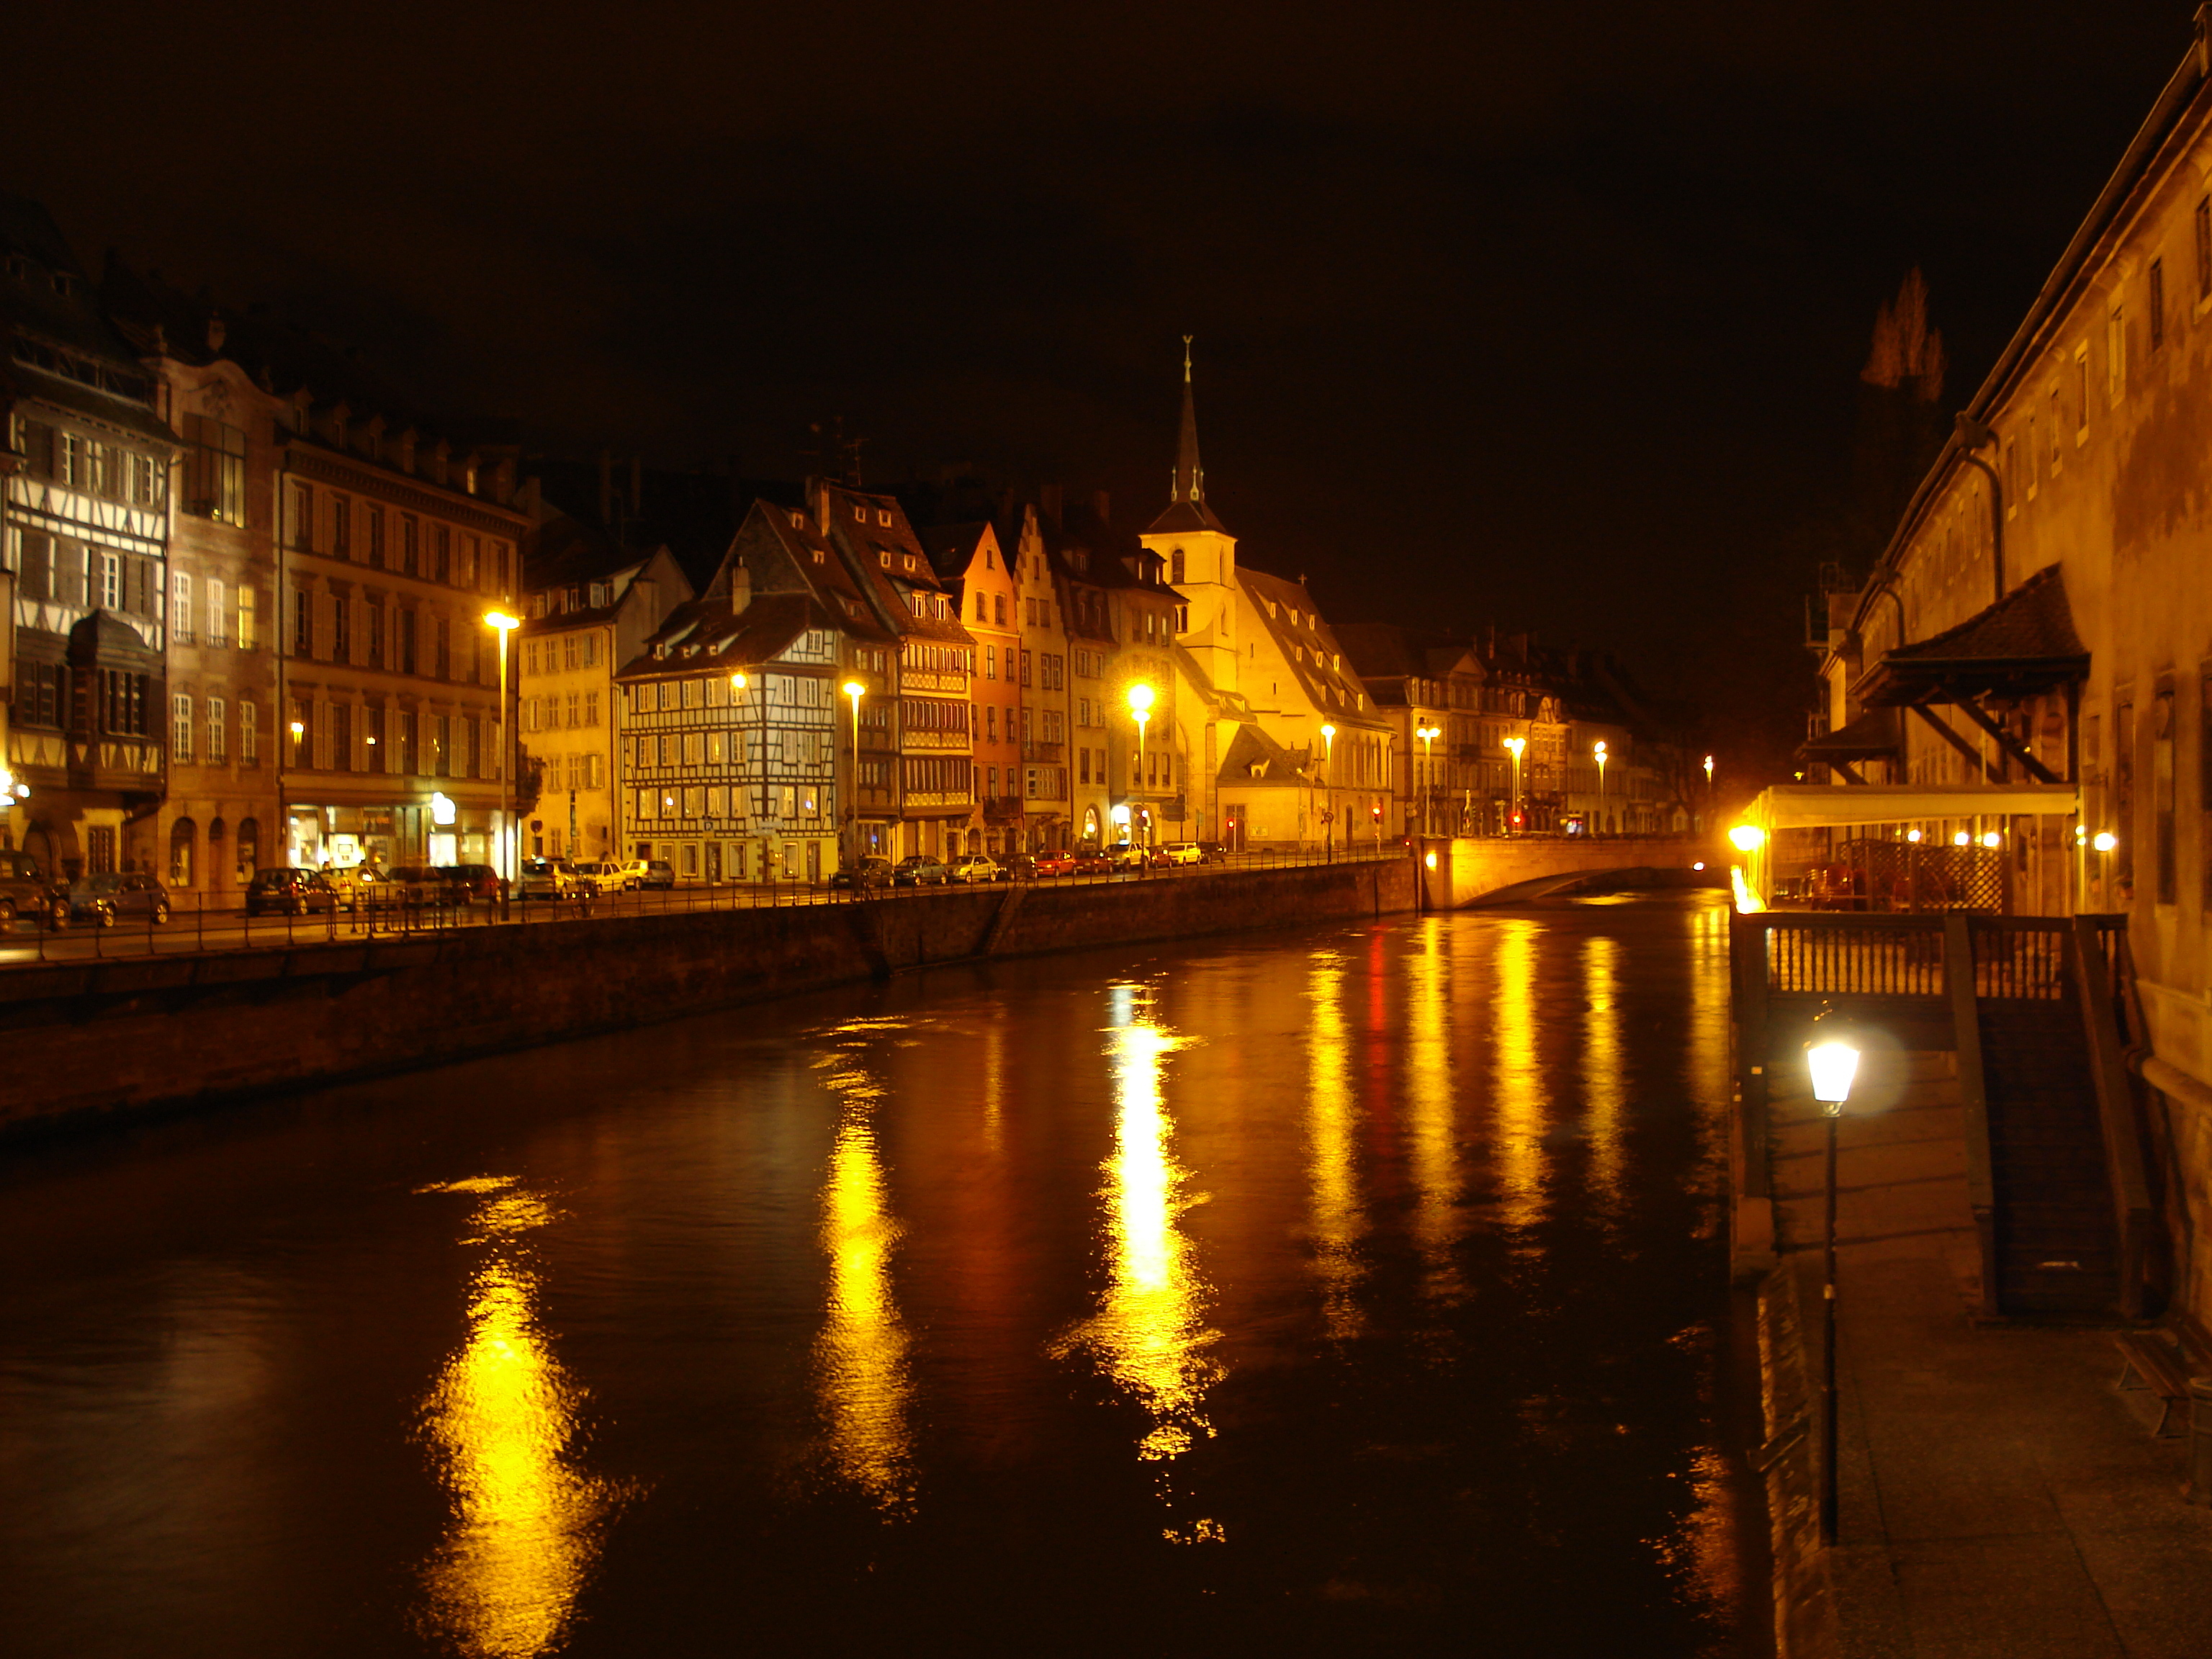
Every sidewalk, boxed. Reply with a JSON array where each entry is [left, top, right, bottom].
[[1759, 1064, 2212, 1658]]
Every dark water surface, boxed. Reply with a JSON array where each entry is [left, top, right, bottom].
[[1, 894, 1763, 1658]]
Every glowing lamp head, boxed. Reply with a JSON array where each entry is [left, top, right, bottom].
[[1503, 735, 1525, 757], [1804, 1003, 1861, 1112], [1981, 831, 2002, 848], [730, 671, 748, 693], [483, 610, 521, 632], [1727, 823, 1765, 853], [289, 720, 305, 739], [1953, 831, 1971, 847], [1593, 739, 1607, 759], [1704, 753, 1714, 775], [1424, 850, 1438, 870], [2093, 831, 2118, 853], [1907, 829, 1923, 843], [1321, 722, 1336, 742], [842, 680, 865, 701], [1127, 683, 1154, 714]]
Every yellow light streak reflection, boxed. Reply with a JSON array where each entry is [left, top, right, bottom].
[[1491, 919, 1547, 1233], [1053, 984, 1220, 1485], [813, 1044, 915, 1513], [1582, 934, 1627, 1218], [1406, 922, 1462, 1292], [415, 1176, 622, 1659], [1305, 950, 1365, 1336]]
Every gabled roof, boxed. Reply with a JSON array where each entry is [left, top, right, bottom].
[[821, 482, 976, 648], [1239, 566, 1388, 729], [920, 520, 993, 584], [736, 498, 893, 640], [1217, 721, 1307, 786], [1336, 622, 1485, 693], [614, 591, 831, 681]]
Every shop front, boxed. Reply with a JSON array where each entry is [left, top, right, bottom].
[[285, 796, 503, 874]]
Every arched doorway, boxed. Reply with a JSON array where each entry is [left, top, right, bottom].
[[207, 818, 227, 889], [235, 817, 260, 881], [1082, 806, 1100, 845], [169, 818, 197, 888]]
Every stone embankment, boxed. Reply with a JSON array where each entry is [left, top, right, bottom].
[[0, 858, 1413, 1138]]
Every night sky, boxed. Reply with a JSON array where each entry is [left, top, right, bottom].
[[10, 2, 2195, 778]]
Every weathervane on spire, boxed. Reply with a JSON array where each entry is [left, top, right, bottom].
[[1182, 333, 1192, 384]]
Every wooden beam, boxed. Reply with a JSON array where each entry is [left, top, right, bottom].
[[1908, 701, 2005, 783], [1948, 696, 2062, 784]]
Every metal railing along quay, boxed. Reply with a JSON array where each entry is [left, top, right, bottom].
[[0, 845, 1403, 969]]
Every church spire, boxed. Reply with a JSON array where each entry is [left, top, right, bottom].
[[1172, 333, 1204, 505]]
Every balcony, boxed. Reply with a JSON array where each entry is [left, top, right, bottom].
[[1022, 740, 1064, 763]]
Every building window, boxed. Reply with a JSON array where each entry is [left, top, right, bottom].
[[240, 701, 258, 763], [435, 615, 450, 679], [183, 416, 245, 523], [2109, 306, 2126, 400], [169, 819, 196, 886], [402, 516, 420, 576], [173, 693, 194, 761], [290, 701, 312, 767], [333, 703, 353, 773], [172, 570, 194, 644], [435, 523, 451, 583], [332, 495, 352, 559], [364, 706, 384, 770], [238, 585, 256, 651], [399, 610, 417, 675], [333, 596, 351, 662], [366, 602, 384, 667], [2156, 685, 2177, 905], [207, 696, 227, 762], [100, 552, 122, 610], [2151, 259, 2167, 352], [2116, 699, 2135, 900], [367, 505, 385, 568], [293, 590, 312, 656]]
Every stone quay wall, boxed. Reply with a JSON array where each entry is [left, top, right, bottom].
[[0, 858, 1415, 1138]]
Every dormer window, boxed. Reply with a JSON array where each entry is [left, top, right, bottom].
[[904, 554, 915, 571], [812, 549, 824, 565], [879, 551, 891, 567], [853, 505, 866, 521], [590, 583, 608, 607], [878, 509, 892, 526], [531, 594, 547, 618]]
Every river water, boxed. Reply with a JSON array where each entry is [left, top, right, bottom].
[[0, 892, 1763, 1658]]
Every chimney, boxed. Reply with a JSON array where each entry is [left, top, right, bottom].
[[1090, 488, 1110, 525], [729, 560, 752, 615], [1041, 482, 1063, 524], [630, 454, 644, 518], [206, 313, 225, 354], [598, 449, 613, 524]]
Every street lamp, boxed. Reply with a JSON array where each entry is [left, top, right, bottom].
[[1503, 734, 1526, 835], [842, 679, 866, 868], [1416, 723, 1440, 839], [1805, 1002, 1863, 1545], [485, 611, 521, 918], [1320, 721, 1336, 858], [1593, 739, 1609, 837], [1128, 683, 1154, 845]]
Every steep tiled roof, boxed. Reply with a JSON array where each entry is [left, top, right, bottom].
[[1858, 563, 2088, 706], [1217, 722, 1305, 785], [614, 592, 830, 681], [1240, 567, 1388, 729]]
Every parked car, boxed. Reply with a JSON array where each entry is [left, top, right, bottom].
[[246, 867, 339, 917], [891, 855, 951, 887], [0, 848, 68, 930], [518, 858, 583, 900], [1159, 841, 1205, 866], [1031, 849, 1078, 878], [384, 866, 459, 908], [948, 853, 1004, 885], [620, 858, 676, 890], [569, 859, 629, 894], [830, 857, 894, 892], [440, 864, 502, 904], [1195, 841, 1229, 864], [66, 871, 172, 927], [1070, 846, 1115, 876], [328, 864, 400, 910], [999, 852, 1038, 881], [1106, 842, 1161, 871]]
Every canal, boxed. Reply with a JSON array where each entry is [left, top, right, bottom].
[[0, 891, 1764, 1658]]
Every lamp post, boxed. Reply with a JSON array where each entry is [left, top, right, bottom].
[[1128, 683, 1154, 846], [1503, 734, 1526, 835], [1320, 721, 1336, 858], [1593, 739, 1609, 837], [843, 679, 866, 869], [1805, 1002, 1863, 1545], [484, 611, 521, 919], [1416, 723, 1439, 839]]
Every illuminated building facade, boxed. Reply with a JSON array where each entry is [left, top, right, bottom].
[[923, 520, 1022, 857], [1, 201, 174, 879], [518, 523, 690, 863]]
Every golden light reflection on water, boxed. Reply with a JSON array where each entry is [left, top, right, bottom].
[[1053, 983, 1220, 1507], [1581, 934, 1627, 1218], [415, 1176, 623, 1659], [1650, 1443, 1747, 1622], [1305, 950, 1365, 1337], [1406, 922, 1461, 1287], [812, 1031, 915, 1513], [1490, 919, 1547, 1233]]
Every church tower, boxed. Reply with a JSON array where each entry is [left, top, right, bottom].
[[1141, 336, 1239, 697]]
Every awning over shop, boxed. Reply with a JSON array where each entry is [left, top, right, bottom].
[[1799, 706, 1902, 763], [1746, 783, 2080, 832]]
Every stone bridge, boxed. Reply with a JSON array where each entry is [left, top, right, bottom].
[[1416, 835, 1722, 909]]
